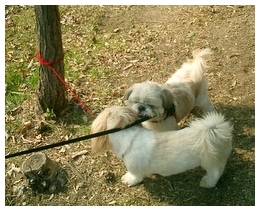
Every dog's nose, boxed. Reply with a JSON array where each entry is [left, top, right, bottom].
[[138, 106, 146, 112]]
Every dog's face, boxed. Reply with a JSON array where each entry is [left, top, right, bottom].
[[91, 106, 138, 152], [124, 81, 174, 118]]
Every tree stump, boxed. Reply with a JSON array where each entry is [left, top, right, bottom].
[[22, 152, 68, 193]]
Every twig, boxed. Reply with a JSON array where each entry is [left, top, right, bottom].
[[183, 196, 196, 202], [61, 158, 85, 181]]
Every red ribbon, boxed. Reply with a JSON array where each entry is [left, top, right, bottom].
[[36, 51, 96, 119]]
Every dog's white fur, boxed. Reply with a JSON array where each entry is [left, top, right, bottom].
[[124, 48, 215, 131], [91, 106, 233, 188]]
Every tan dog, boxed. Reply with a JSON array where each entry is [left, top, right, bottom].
[[124, 48, 215, 131]]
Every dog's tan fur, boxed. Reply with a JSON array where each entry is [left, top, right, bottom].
[[124, 48, 215, 131]]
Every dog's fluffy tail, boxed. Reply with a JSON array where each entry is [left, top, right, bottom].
[[190, 112, 233, 169], [182, 48, 212, 83]]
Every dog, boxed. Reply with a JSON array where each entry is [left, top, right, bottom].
[[91, 106, 233, 188], [124, 48, 216, 131]]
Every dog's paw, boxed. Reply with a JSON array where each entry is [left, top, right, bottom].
[[200, 175, 217, 188], [121, 172, 143, 187]]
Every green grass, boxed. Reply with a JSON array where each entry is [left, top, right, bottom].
[[16, 7, 106, 100], [5, 59, 38, 111], [5, 6, 37, 111], [5, 5, 109, 111]]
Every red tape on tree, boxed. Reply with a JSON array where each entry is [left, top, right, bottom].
[[36, 51, 96, 119]]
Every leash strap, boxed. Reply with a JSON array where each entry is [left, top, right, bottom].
[[5, 116, 150, 159]]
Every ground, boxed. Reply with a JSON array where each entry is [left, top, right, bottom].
[[5, 5, 255, 206]]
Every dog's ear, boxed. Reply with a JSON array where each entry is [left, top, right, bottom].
[[124, 86, 133, 100], [106, 107, 138, 130], [91, 136, 110, 153], [91, 110, 110, 152], [107, 116, 124, 129], [160, 89, 174, 109]]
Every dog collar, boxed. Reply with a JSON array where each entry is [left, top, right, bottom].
[[151, 104, 176, 123]]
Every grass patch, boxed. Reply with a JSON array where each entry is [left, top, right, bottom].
[[5, 6, 37, 111]]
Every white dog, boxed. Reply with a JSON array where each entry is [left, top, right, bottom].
[[124, 48, 215, 131], [91, 106, 233, 188]]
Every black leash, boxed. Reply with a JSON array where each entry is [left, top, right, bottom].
[[5, 116, 151, 159]]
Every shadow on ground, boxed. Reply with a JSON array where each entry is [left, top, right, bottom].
[[143, 103, 255, 206]]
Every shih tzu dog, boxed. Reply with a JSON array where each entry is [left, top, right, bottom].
[[91, 106, 233, 188], [124, 48, 215, 131]]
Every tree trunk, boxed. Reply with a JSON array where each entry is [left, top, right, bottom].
[[35, 5, 67, 117]]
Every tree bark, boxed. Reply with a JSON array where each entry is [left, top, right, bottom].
[[35, 5, 67, 116]]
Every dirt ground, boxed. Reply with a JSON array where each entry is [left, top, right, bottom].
[[5, 5, 255, 206]]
